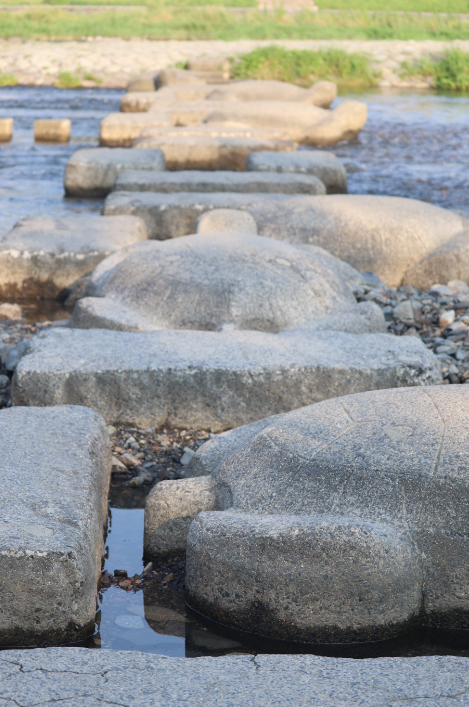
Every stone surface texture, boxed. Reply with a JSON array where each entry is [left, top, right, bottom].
[[403, 229, 469, 291], [103, 192, 463, 285], [1, 648, 469, 706], [196, 209, 258, 234], [144, 476, 217, 558], [245, 149, 347, 193], [204, 79, 337, 108], [0, 215, 148, 299], [12, 326, 441, 429], [64, 147, 166, 197], [70, 232, 358, 333], [34, 119, 70, 143], [182, 386, 469, 643], [113, 169, 326, 195], [0, 406, 111, 646]]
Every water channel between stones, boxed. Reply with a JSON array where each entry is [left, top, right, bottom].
[[1, 85, 469, 658]]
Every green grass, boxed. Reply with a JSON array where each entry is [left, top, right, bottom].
[[231, 46, 379, 88], [56, 70, 82, 87], [0, 73, 18, 86], [401, 48, 469, 91], [2, 5, 469, 40], [316, 0, 469, 11]]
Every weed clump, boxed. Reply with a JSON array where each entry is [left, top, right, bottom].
[[401, 48, 469, 92], [0, 74, 18, 87], [231, 45, 379, 88]]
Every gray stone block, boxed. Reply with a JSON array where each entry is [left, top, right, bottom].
[[0, 406, 110, 646], [183, 386, 469, 642], [64, 147, 166, 197], [11, 326, 441, 430], [103, 192, 463, 286], [245, 149, 347, 194], [2, 647, 469, 706], [0, 215, 148, 299], [113, 169, 326, 195]]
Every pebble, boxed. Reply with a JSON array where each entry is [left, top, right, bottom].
[[439, 310, 455, 328], [0, 303, 23, 320]]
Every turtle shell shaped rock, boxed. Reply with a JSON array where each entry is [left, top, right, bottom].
[[72, 232, 357, 333], [185, 386, 469, 643]]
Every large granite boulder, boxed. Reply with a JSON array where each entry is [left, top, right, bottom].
[[145, 386, 469, 643], [403, 229, 469, 291], [245, 149, 347, 194], [0, 215, 148, 300], [64, 147, 166, 197], [103, 193, 464, 286], [0, 405, 110, 646], [70, 232, 358, 332]]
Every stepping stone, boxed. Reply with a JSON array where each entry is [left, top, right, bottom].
[[204, 79, 337, 108], [103, 192, 464, 287], [0, 215, 147, 299], [246, 150, 347, 194], [0, 647, 466, 705], [64, 147, 166, 197], [113, 170, 326, 195], [147, 386, 469, 643], [0, 118, 13, 142], [34, 119, 70, 143], [70, 233, 359, 332], [12, 325, 441, 430], [0, 405, 110, 646], [403, 228, 469, 291], [132, 135, 296, 170]]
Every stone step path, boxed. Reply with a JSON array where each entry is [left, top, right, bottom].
[[0, 406, 110, 647]]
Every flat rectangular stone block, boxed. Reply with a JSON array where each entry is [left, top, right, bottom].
[[113, 170, 325, 195], [0, 215, 148, 299], [34, 119, 71, 143], [0, 118, 13, 142], [12, 327, 440, 430], [64, 147, 166, 197], [0, 405, 111, 646]]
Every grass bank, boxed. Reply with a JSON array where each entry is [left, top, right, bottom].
[[2, 6, 469, 40], [231, 46, 379, 88], [401, 48, 469, 91]]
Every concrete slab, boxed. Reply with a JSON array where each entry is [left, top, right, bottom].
[[12, 326, 441, 430], [0, 215, 148, 299], [0, 406, 111, 646], [64, 147, 166, 197], [245, 149, 347, 194], [113, 170, 325, 195], [0, 647, 468, 706]]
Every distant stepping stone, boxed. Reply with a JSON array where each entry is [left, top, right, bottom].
[[103, 192, 464, 287], [64, 147, 166, 197], [0, 215, 147, 299], [0, 405, 110, 647], [113, 170, 326, 195], [245, 150, 347, 194]]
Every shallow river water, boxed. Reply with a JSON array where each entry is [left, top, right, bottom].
[[1, 85, 469, 657]]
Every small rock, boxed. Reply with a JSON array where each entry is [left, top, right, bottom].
[[143, 562, 153, 574], [107, 425, 117, 435], [448, 364, 459, 374], [429, 284, 453, 297], [0, 303, 23, 320], [439, 310, 455, 328], [456, 349, 467, 361], [180, 447, 195, 465], [124, 436, 137, 447], [361, 271, 386, 291], [0, 374, 9, 389], [128, 475, 144, 487], [112, 456, 128, 473], [114, 569, 128, 577], [393, 300, 414, 322], [163, 573, 174, 583], [448, 279, 469, 294], [120, 453, 140, 468]]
